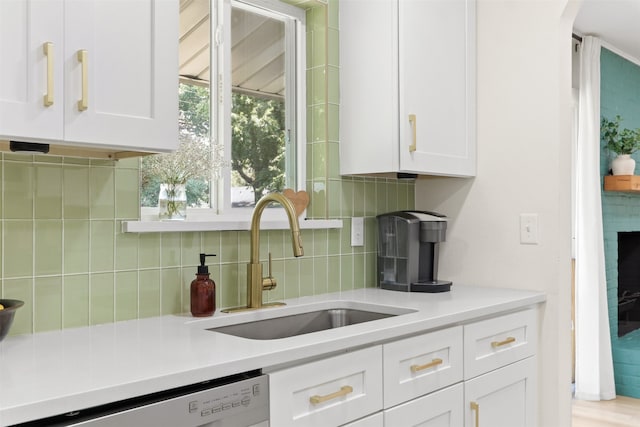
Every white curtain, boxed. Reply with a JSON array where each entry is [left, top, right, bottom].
[[575, 35, 616, 401]]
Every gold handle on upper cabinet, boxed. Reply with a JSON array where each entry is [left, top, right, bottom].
[[77, 50, 88, 111], [410, 358, 443, 373], [470, 401, 480, 427], [491, 336, 516, 348], [43, 42, 54, 107], [409, 114, 417, 152], [309, 385, 353, 405]]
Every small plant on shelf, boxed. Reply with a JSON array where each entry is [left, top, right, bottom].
[[601, 115, 640, 155], [602, 115, 640, 176]]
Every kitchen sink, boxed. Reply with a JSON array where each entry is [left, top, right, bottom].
[[208, 306, 413, 340]]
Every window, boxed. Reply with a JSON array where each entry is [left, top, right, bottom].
[[141, 0, 305, 220]]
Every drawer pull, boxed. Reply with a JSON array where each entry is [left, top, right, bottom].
[[491, 336, 516, 348], [309, 385, 353, 405], [43, 42, 54, 107], [409, 114, 417, 152], [77, 49, 88, 111], [470, 401, 480, 427], [410, 358, 443, 373]]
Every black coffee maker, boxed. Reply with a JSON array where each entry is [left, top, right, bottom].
[[377, 211, 452, 292]]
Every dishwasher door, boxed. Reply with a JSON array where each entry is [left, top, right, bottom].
[[17, 372, 269, 427]]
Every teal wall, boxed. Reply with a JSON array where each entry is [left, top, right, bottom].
[[0, 0, 416, 336], [601, 47, 640, 398]]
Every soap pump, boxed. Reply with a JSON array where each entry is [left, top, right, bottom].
[[190, 253, 216, 317]]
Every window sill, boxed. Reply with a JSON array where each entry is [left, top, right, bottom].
[[121, 218, 343, 233]]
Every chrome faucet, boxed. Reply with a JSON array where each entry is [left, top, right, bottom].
[[223, 193, 303, 312]]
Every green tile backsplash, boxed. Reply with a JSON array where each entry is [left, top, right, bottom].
[[0, 0, 414, 336]]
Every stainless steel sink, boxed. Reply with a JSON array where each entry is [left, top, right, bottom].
[[208, 308, 405, 340]]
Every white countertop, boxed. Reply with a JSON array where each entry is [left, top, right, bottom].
[[0, 285, 545, 425]]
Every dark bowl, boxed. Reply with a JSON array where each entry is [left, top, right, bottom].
[[0, 299, 24, 342]]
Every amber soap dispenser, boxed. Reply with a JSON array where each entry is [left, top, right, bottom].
[[191, 253, 216, 317]]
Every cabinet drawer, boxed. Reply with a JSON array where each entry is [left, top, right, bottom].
[[384, 383, 463, 427], [383, 326, 463, 408], [269, 346, 383, 427], [464, 308, 537, 379], [341, 412, 384, 427]]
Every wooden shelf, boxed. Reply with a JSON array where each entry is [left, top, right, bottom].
[[604, 175, 640, 192]]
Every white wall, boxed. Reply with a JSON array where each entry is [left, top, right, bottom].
[[415, 0, 579, 425]]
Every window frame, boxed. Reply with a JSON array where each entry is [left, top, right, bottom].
[[140, 0, 306, 223]]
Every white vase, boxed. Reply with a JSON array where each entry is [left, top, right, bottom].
[[612, 154, 636, 176], [158, 183, 187, 220]]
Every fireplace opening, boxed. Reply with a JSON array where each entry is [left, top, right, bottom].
[[618, 231, 640, 336]]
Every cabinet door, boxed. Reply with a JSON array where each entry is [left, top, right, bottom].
[[398, 0, 476, 177], [0, 0, 64, 141], [384, 383, 463, 427], [339, 0, 398, 175], [64, 0, 178, 152], [269, 347, 383, 427], [464, 357, 537, 427]]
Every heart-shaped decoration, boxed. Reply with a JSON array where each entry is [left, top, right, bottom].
[[283, 189, 309, 218]]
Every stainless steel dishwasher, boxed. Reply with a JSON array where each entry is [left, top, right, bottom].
[[13, 370, 268, 427]]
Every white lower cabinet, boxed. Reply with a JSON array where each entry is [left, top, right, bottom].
[[384, 383, 463, 427], [269, 346, 383, 427], [269, 308, 538, 427], [464, 357, 537, 427], [342, 413, 384, 427]]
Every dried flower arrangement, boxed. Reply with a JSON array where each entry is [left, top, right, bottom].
[[142, 136, 226, 186]]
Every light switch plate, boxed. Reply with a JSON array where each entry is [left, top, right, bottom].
[[351, 217, 364, 246], [520, 213, 539, 244]]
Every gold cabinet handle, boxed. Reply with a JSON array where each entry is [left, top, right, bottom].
[[409, 114, 417, 152], [470, 401, 480, 427], [410, 358, 443, 373], [43, 42, 54, 107], [309, 385, 353, 405], [77, 50, 88, 111], [491, 336, 516, 348]]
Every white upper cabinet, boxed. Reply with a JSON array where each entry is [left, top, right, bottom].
[[339, 0, 476, 177], [0, 0, 64, 142], [0, 0, 178, 154]]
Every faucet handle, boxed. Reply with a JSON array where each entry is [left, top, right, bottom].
[[262, 252, 277, 290]]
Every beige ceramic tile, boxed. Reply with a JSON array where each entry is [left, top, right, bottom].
[[34, 164, 62, 219], [35, 220, 62, 276], [115, 168, 140, 219], [161, 233, 182, 268], [34, 276, 62, 332], [116, 271, 138, 321], [90, 167, 115, 219], [138, 270, 161, 318], [327, 255, 341, 293], [138, 233, 161, 269], [90, 220, 115, 272], [115, 228, 138, 271], [64, 220, 90, 274], [90, 272, 114, 325], [313, 256, 328, 295], [63, 275, 90, 328], [161, 268, 182, 315], [4, 162, 33, 219], [4, 220, 33, 278], [63, 165, 90, 219]]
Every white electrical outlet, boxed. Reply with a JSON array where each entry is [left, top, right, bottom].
[[351, 217, 364, 246], [520, 213, 539, 244]]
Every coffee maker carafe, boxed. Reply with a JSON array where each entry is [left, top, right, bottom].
[[377, 211, 452, 292]]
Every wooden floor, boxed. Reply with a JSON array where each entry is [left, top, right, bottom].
[[573, 396, 640, 426]]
